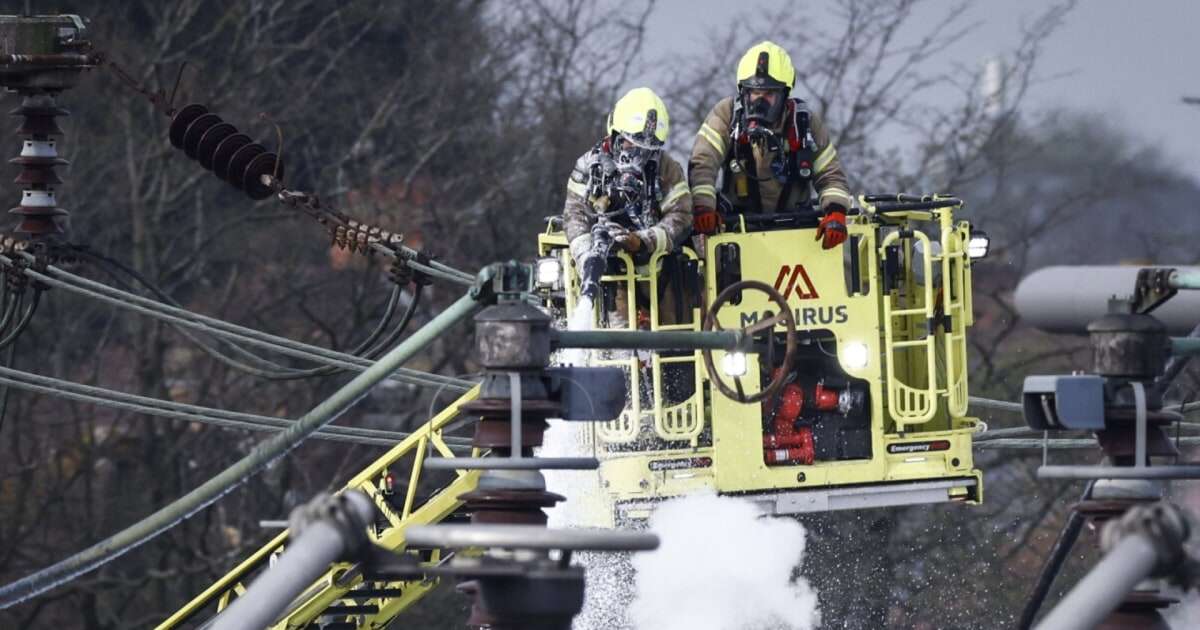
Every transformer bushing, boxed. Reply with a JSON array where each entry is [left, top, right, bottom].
[[0, 14, 96, 244], [1087, 313, 1168, 380], [416, 297, 656, 629], [9, 95, 69, 239]]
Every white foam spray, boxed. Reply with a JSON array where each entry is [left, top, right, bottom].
[[546, 298, 819, 629], [542, 292, 640, 627], [1166, 592, 1200, 629], [557, 295, 595, 366], [629, 494, 821, 630], [543, 293, 608, 528]]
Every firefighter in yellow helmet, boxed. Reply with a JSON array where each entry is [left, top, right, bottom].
[[689, 41, 853, 249], [563, 87, 693, 326]]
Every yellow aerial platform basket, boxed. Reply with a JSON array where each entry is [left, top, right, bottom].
[[536, 196, 984, 524]]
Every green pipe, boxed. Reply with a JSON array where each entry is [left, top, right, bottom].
[[0, 275, 489, 609], [553, 329, 747, 351], [1169, 270, 1200, 291], [1171, 337, 1200, 356]]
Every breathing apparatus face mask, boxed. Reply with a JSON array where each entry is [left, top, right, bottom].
[[739, 87, 787, 142], [607, 132, 661, 207]]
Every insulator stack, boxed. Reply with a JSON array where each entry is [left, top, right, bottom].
[[9, 94, 69, 240], [168, 103, 284, 201]]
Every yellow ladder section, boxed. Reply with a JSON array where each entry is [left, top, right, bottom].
[[879, 208, 973, 431], [157, 385, 482, 630], [566, 248, 706, 447]]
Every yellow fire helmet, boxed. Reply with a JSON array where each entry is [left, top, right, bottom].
[[607, 87, 670, 146], [736, 40, 796, 91]]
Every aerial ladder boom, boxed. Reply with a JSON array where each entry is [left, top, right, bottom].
[[158, 385, 483, 630]]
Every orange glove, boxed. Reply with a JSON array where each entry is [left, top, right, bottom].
[[693, 207, 721, 235], [815, 209, 847, 249]]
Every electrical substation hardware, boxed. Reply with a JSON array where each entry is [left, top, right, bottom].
[[1021, 375, 1106, 432], [1020, 268, 1200, 629], [0, 14, 96, 244]]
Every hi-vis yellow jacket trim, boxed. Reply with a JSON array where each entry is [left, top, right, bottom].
[[688, 97, 851, 213]]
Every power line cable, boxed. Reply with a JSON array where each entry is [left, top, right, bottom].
[[0, 285, 486, 608], [0, 255, 473, 391], [977, 437, 1200, 450], [0, 365, 474, 448], [74, 247, 414, 380], [77, 248, 410, 379]]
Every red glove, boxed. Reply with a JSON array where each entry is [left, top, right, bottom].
[[815, 209, 848, 249], [693, 207, 721, 235]]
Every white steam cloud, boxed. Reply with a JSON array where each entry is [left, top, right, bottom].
[[629, 494, 821, 630]]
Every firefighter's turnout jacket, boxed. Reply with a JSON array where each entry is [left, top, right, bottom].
[[563, 145, 693, 266], [689, 97, 851, 214]]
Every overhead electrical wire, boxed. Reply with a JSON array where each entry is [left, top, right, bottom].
[[0, 365, 473, 449], [977, 437, 1200, 450], [72, 247, 412, 380], [0, 254, 474, 392], [0, 283, 487, 609]]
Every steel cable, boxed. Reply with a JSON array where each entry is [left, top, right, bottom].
[[0, 365, 474, 448], [976, 437, 1200, 449], [0, 284, 485, 608], [0, 288, 42, 349], [74, 247, 413, 380], [0, 255, 473, 391]]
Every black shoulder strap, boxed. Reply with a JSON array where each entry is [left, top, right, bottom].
[[776, 99, 815, 212], [727, 98, 764, 213]]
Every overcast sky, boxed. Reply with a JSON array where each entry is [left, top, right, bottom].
[[634, 0, 1200, 180]]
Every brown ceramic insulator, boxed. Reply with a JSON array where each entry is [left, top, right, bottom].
[[195, 123, 236, 171], [224, 143, 265, 189], [8, 154, 68, 168], [9, 95, 70, 240], [9, 201, 68, 236], [182, 113, 222, 160], [13, 165, 62, 186], [10, 102, 70, 117], [166, 104, 288, 199], [14, 114, 64, 138], [211, 133, 251, 181], [168, 104, 208, 149], [472, 418, 550, 451], [241, 152, 283, 200], [465, 396, 559, 419], [459, 488, 566, 525]]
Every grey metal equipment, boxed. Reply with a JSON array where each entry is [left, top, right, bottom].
[[1015, 266, 1200, 335], [1017, 268, 1200, 629], [612, 478, 981, 519], [406, 524, 659, 552], [409, 264, 660, 629], [0, 268, 491, 609], [1034, 502, 1197, 630], [211, 491, 375, 630]]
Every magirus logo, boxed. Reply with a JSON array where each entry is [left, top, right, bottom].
[[773, 264, 819, 300]]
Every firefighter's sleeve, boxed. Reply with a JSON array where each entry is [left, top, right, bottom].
[[636, 156, 693, 255], [563, 153, 595, 265], [810, 110, 853, 213], [688, 97, 734, 211]]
